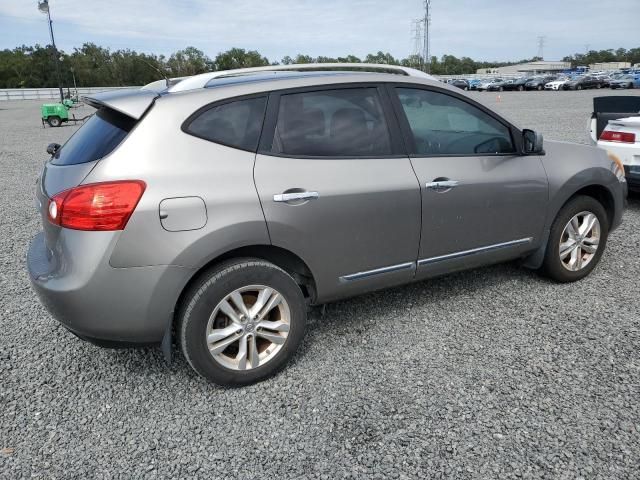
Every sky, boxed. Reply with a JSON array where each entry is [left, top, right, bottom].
[[0, 0, 637, 62]]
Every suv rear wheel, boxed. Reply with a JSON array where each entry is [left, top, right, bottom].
[[179, 259, 307, 386], [540, 195, 608, 282]]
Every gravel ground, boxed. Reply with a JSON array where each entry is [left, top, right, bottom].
[[1, 90, 640, 479]]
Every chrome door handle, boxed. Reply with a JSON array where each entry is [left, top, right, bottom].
[[273, 191, 319, 203], [426, 180, 460, 190]]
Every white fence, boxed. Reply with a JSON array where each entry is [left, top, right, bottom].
[[0, 87, 139, 102]]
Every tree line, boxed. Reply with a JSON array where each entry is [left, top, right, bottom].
[[0, 43, 638, 89]]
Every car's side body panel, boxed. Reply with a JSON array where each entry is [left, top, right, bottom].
[[255, 153, 422, 303], [85, 88, 272, 269], [521, 140, 626, 269], [411, 153, 548, 278]]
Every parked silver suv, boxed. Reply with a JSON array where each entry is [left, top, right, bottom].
[[28, 64, 626, 386]]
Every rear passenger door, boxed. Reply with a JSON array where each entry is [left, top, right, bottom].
[[389, 85, 548, 279], [254, 85, 421, 302]]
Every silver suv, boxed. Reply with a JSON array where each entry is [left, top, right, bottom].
[[27, 64, 626, 386]]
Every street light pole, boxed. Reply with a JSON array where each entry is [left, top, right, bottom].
[[38, 1, 64, 103]]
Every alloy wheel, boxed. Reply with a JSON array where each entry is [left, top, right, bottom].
[[559, 211, 601, 271], [206, 285, 291, 370]]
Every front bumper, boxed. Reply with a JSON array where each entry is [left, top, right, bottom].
[[27, 231, 193, 345]]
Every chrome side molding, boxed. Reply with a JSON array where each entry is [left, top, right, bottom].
[[340, 261, 416, 282], [418, 237, 533, 266]]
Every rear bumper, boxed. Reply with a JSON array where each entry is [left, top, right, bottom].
[[27, 231, 193, 345], [597, 141, 640, 190], [624, 166, 640, 190]]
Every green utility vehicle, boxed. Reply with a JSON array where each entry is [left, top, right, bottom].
[[41, 97, 89, 127]]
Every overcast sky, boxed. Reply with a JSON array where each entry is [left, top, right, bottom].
[[0, 0, 637, 62]]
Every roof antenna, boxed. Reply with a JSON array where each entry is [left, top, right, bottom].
[[140, 58, 169, 87]]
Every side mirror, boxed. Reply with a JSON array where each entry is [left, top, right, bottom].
[[46, 143, 61, 156], [522, 129, 544, 154]]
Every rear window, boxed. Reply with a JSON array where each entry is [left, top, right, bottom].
[[51, 108, 135, 166], [184, 96, 267, 152]]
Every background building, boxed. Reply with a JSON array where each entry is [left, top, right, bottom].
[[477, 60, 571, 75], [588, 61, 631, 71]]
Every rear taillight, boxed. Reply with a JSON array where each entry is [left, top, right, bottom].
[[600, 130, 636, 143], [47, 180, 146, 231]]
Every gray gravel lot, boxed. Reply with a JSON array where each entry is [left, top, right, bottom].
[[1, 90, 640, 479]]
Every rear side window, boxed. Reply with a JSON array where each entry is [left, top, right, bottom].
[[271, 88, 392, 157], [396, 88, 515, 156], [185, 96, 267, 151], [51, 108, 135, 166]]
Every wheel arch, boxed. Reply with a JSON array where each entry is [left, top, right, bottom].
[[175, 244, 317, 313], [162, 244, 318, 362], [522, 182, 617, 270]]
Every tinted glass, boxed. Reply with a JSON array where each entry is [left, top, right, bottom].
[[271, 88, 392, 156], [187, 96, 267, 151], [396, 88, 515, 155], [51, 108, 135, 166]]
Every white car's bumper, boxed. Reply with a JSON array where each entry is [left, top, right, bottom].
[[597, 140, 640, 187]]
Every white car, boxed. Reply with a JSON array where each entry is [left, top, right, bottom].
[[476, 79, 498, 91], [590, 96, 640, 189], [544, 79, 569, 91]]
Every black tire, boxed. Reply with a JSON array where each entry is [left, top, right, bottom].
[[596, 83, 601, 89], [47, 116, 61, 127], [576, 85, 582, 91], [539, 195, 609, 283], [537, 85, 543, 91], [629, 83, 634, 89], [179, 258, 307, 387], [499, 86, 504, 92], [518, 85, 524, 91]]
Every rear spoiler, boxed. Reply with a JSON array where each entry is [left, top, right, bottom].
[[81, 89, 159, 120], [592, 96, 640, 140]]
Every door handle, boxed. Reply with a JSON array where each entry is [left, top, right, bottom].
[[426, 180, 460, 191], [273, 191, 319, 203]]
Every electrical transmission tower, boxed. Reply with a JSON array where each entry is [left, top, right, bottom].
[[412, 19, 423, 58], [537, 36, 546, 60]]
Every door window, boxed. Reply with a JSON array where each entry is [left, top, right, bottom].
[[185, 96, 267, 152], [396, 88, 515, 156], [271, 88, 392, 156]]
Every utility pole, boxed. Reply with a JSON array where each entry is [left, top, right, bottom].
[[422, 0, 432, 73], [536, 36, 546, 60], [38, 0, 64, 103]]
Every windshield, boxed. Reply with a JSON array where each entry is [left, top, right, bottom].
[[51, 108, 136, 166]]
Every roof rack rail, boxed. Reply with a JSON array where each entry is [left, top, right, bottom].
[[165, 63, 433, 93]]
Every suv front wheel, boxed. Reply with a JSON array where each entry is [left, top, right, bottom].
[[540, 195, 609, 282], [179, 259, 307, 386]]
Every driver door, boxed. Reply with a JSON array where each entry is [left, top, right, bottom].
[[388, 85, 549, 279]]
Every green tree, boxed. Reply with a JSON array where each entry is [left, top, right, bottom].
[[213, 48, 269, 71]]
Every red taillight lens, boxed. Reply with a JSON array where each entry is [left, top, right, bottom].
[[600, 130, 636, 143], [47, 180, 146, 231]]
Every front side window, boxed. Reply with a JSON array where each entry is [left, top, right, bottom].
[[396, 88, 515, 156], [186, 96, 267, 151], [271, 88, 392, 157]]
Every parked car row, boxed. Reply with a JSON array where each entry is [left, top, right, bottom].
[[443, 72, 640, 92]]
